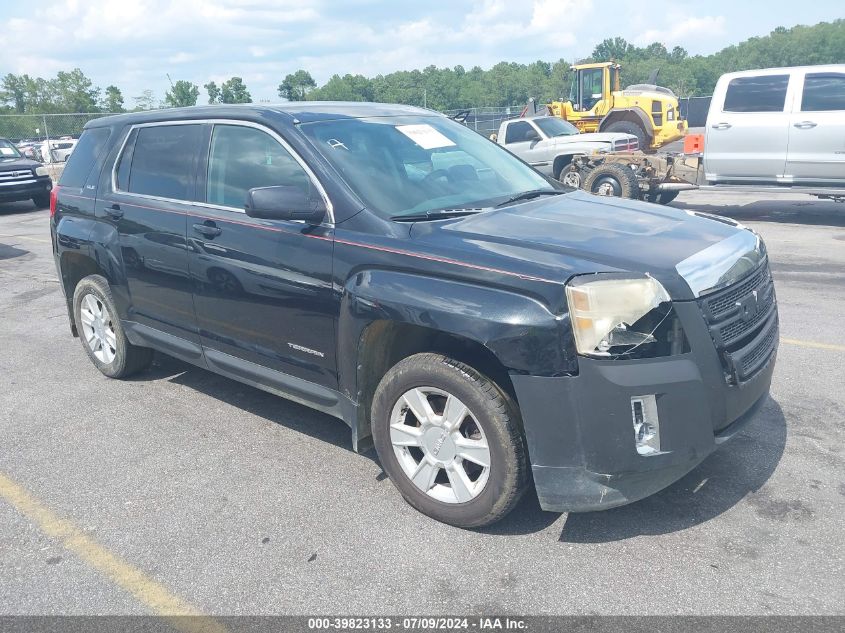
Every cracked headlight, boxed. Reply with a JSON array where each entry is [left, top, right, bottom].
[[35, 166, 49, 177], [566, 275, 687, 359]]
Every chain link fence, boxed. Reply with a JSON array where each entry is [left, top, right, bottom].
[[0, 112, 119, 163], [441, 106, 527, 138]]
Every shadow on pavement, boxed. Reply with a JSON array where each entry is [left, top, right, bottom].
[[135, 352, 361, 456], [131, 352, 787, 541], [670, 198, 845, 227]]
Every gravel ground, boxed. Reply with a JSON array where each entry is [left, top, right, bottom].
[[0, 192, 843, 616]]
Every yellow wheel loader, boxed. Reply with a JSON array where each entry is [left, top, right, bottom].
[[547, 62, 687, 151]]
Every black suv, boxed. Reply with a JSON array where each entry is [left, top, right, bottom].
[[51, 104, 778, 527], [0, 138, 53, 207]]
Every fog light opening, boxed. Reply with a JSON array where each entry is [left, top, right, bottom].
[[631, 395, 660, 456]]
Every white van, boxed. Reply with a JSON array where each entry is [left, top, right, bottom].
[[704, 65, 845, 185]]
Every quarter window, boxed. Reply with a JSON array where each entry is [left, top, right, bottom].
[[206, 125, 311, 209], [801, 73, 845, 111], [59, 128, 110, 189], [723, 75, 789, 113]]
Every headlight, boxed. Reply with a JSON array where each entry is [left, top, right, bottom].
[[667, 109, 675, 121], [566, 275, 686, 359], [35, 166, 49, 177]]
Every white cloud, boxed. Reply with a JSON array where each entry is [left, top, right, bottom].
[[634, 15, 727, 47], [0, 0, 824, 105]]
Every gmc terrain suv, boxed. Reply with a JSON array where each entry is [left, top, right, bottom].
[[51, 103, 778, 527]]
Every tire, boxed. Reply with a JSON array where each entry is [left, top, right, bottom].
[[32, 193, 50, 208], [603, 120, 649, 151], [558, 163, 585, 189], [72, 275, 153, 378], [371, 353, 529, 528], [583, 162, 640, 199]]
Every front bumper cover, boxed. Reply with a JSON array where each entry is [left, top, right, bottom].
[[512, 301, 776, 513]]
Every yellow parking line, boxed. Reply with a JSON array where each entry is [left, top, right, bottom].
[[0, 472, 227, 633], [781, 337, 845, 352], [0, 233, 51, 244]]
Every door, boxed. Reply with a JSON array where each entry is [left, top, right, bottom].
[[704, 74, 791, 182], [98, 122, 202, 346], [502, 120, 545, 166], [187, 122, 337, 390], [786, 70, 845, 183]]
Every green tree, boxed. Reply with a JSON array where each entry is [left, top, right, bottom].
[[101, 85, 124, 112], [0, 74, 26, 113], [52, 68, 100, 112], [165, 80, 200, 107], [278, 70, 316, 101], [592, 37, 634, 61], [220, 77, 251, 103], [204, 81, 221, 104]]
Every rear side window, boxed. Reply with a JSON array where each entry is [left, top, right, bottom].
[[205, 124, 311, 208], [723, 75, 789, 112], [59, 128, 110, 189], [801, 73, 845, 111], [126, 124, 201, 201]]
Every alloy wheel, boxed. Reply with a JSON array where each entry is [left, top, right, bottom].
[[79, 293, 117, 364], [389, 386, 491, 504]]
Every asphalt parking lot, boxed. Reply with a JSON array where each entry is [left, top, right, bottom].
[[0, 192, 843, 616]]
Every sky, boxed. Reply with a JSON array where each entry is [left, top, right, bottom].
[[1, 0, 842, 106]]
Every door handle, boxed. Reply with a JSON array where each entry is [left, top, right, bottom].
[[793, 121, 817, 129], [192, 222, 222, 238], [711, 122, 732, 130], [106, 203, 123, 220]]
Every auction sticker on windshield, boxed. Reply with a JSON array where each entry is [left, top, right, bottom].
[[396, 124, 456, 150]]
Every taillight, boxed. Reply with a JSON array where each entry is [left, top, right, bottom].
[[49, 186, 60, 218]]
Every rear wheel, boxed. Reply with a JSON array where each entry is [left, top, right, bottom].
[[73, 275, 153, 378], [583, 163, 641, 199], [371, 353, 529, 528]]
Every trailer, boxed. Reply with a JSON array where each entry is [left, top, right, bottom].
[[568, 151, 845, 204]]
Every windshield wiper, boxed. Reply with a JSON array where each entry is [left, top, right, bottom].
[[391, 208, 484, 222], [495, 189, 565, 207]]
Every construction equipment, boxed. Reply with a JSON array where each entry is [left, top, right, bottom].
[[547, 62, 687, 151]]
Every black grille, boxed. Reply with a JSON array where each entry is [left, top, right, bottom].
[[697, 259, 778, 384], [704, 264, 770, 319], [739, 318, 779, 378]]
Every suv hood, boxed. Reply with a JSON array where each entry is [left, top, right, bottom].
[[409, 191, 748, 300], [0, 156, 41, 171]]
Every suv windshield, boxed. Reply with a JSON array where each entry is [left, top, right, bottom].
[[533, 118, 579, 138], [0, 139, 23, 159], [300, 115, 554, 218]]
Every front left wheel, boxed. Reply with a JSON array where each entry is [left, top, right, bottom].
[[371, 353, 529, 528], [72, 275, 153, 378]]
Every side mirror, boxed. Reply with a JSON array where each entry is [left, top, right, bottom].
[[245, 185, 326, 224]]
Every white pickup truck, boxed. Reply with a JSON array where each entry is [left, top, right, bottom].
[[494, 116, 638, 188], [565, 64, 845, 203]]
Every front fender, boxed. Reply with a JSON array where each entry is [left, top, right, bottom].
[[337, 269, 577, 403]]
